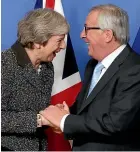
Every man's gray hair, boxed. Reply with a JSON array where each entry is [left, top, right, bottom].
[[90, 4, 129, 44], [17, 8, 69, 48]]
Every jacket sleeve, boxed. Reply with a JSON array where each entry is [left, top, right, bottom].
[[1, 52, 37, 134], [1, 111, 37, 134], [64, 65, 140, 138]]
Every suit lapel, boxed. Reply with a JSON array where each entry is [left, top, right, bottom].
[[76, 60, 97, 109], [81, 60, 98, 100], [78, 45, 131, 114]]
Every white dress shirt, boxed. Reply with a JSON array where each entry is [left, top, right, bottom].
[[60, 44, 126, 132]]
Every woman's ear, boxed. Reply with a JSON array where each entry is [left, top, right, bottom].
[[33, 43, 41, 49]]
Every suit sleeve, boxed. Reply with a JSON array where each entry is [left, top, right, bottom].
[[64, 65, 140, 138], [1, 53, 37, 134]]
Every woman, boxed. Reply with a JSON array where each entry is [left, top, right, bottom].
[[1, 8, 69, 151]]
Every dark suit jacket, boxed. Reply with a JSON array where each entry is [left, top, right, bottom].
[[64, 45, 140, 151], [1, 41, 54, 151]]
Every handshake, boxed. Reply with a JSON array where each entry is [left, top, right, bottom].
[[38, 101, 70, 134]]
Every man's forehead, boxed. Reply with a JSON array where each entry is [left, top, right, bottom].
[[86, 11, 99, 25]]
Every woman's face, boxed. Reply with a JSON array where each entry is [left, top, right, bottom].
[[39, 35, 66, 62]]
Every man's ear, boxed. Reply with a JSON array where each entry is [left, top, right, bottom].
[[33, 43, 41, 49], [104, 29, 114, 43]]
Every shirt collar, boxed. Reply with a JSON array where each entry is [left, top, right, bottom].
[[101, 44, 126, 69]]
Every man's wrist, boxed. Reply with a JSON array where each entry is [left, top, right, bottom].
[[60, 114, 69, 131]]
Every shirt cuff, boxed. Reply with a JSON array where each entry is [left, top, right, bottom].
[[60, 114, 69, 132]]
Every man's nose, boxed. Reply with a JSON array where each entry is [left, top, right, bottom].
[[80, 29, 86, 39]]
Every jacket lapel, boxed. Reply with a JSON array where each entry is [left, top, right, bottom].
[[21, 64, 49, 94], [78, 45, 131, 114], [76, 60, 97, 110], [81, 60, 98, 100], [11, 41, 54, 95]]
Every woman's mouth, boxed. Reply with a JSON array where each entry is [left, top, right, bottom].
[[53, 52, 56, 57]]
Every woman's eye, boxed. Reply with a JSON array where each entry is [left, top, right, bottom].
[[57, 40, 62, 44]]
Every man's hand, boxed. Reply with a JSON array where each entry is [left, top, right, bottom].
[[56, 101, 70, 113], [52, 127, 62, 134], [40, 105, 69, 128]]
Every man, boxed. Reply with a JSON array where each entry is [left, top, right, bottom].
[[40, 4, 140, 151]]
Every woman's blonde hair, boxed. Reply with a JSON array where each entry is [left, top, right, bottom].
[[17, 8, 69, 49]]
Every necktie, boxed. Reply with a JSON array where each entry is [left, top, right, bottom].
[[87, 62, 104, 96]]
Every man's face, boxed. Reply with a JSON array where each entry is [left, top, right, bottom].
[[80, 11, 105, 60]]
